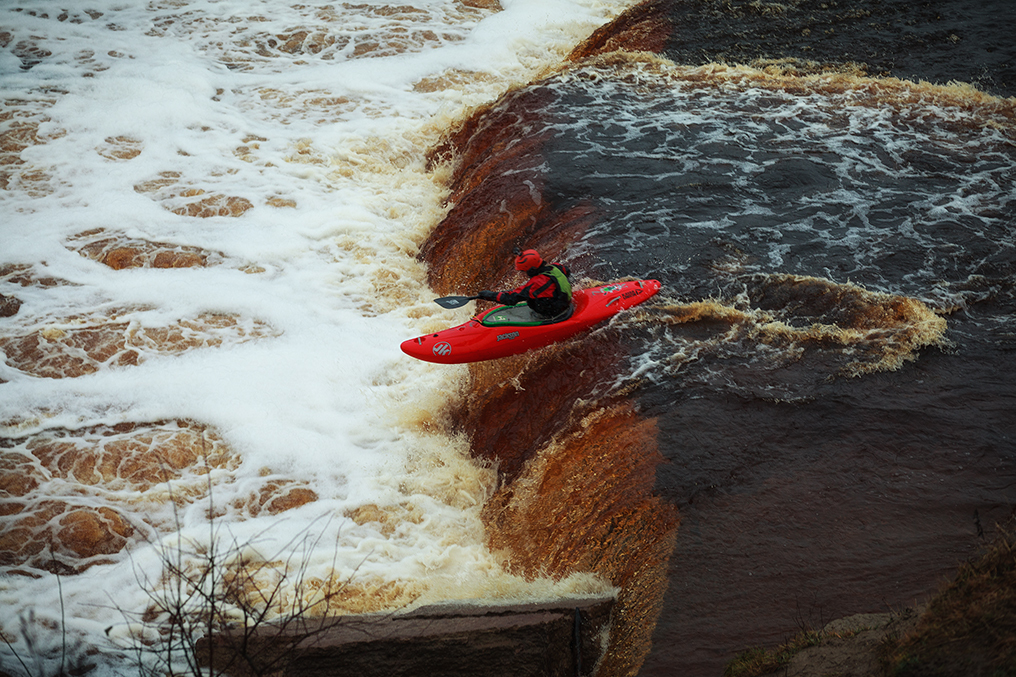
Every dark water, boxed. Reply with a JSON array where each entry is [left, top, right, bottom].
[[651, 0, 1016, 101], [643, 347, 1015, 674], [465, 2, 1016, 673]]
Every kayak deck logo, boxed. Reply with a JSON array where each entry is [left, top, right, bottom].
[[432, 341, 452, 357]]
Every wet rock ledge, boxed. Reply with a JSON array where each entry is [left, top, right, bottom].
[[200, 597, 614, 677]]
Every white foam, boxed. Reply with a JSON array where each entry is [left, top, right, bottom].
[[1, 0, 628, 672]]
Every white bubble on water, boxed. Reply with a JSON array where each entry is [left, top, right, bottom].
[[1, 0, 628, 671]]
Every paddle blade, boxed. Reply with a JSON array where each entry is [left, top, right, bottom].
[[433, 295, 478, 309]]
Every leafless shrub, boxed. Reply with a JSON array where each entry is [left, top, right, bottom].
[[114, 447, 358, 677]]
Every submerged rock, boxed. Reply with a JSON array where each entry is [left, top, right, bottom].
[[0, 293, 21, 317]]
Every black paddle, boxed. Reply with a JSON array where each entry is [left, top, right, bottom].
[[433, 247, 521, 309], [433, 295, 481, 309]]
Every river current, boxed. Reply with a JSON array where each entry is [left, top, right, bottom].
[[2, 1, 1015, 676]]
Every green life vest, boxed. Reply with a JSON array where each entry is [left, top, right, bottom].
[[544, 264, 572, 299]]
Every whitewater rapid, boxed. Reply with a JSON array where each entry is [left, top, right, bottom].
[[0, 0, 632, 672]]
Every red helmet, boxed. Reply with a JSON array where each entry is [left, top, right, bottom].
[[514, 249, 543, 272]]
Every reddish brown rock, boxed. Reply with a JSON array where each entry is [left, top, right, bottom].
[[97, 135, 142, 160], [237, 480, 319, 517], [0, 323, 140, 378], [72, 231, 214, 269], [0, 262, 62, 288], [0, 421, 238, 572], [0, 448, 42, 497], [0, 420, 328, 574], [57, 505, 135, 560], [171, 193, 254, 218], [0, 312, 276, 379], [24, 420, 238, 490], [0, 293, 21, 317], [0, 102, 55, 194], [0, 501, 133, 574], [133, 172, 254, 218]]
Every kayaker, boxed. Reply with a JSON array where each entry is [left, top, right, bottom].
[[478, 249, 573, 319]]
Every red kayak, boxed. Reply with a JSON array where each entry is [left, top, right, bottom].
[[401, 279, 661, 364]]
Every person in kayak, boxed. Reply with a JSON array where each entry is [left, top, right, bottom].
[[478, 249, 573, 319]]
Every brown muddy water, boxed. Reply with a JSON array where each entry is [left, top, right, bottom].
[[423, 1, 1016, 673]]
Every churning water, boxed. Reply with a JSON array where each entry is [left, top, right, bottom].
[[2, 0, 1015, 676]]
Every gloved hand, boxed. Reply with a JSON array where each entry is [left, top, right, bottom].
[[478, 290, 498, 302]]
